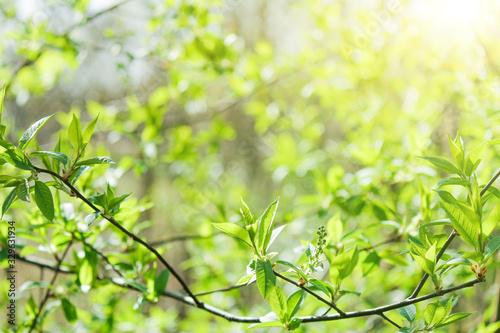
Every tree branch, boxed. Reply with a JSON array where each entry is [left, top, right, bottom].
[[33, 166, 203, 308]]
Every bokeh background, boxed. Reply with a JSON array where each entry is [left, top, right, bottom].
[[1, 0, 500, 332]]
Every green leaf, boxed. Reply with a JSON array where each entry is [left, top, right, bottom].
[[448, 135, 464, 172], [16, 179, 30, 202], [248, 321, 283, 329], [256, 198, 279, 253], [18, 114, 55, 150], [240, 198, 255, 225], [256, 259, 276, 300], [275, 260, 308, 281], [34, 181, 55, 221], [420, 156, 461, 175], [288, 318, 302, 330], [212, 222, 253, 247], [107, 193, 131, 212], [68, 114, 83, 152], [2, 149, 35, 171], [2, 188, 17, 218], [329, 246, 359, 282], [440, 202, 480, 248], [362, 251, 381, 276], [79, 259, 93, 290], [397, 328, 417, 333], [124, 279, 148, 293], [482, 203, 500, 239], [83, 114, 99, 145], [287, 290, 305, 319], [61, 298, 77, 324], [397, 304, 417, 323], [268, 286, 287, 322], [434, 312, 472, 328], [411, 253, 435, 275], [266, 224, 285, 251], [465, 144, 486, 177], [484, 236, 500, 260], [424, 301, 447, 326], [236, 274, 255, 285], [436, 190, 457, 204], [30, 151, 68, 165], [154, 269, 170, 296], [308, 278, 332, 298], [75, 156, 114, 166], [437, 178, 470, 189]]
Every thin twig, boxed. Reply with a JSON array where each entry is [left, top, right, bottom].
[[17, 254, 485, 324], [379, 312, 401, 329], [33, 166, 203, 308], [28, 239, 74, 333], [195, 282, 251, 296], [273, 271, 346, 317]]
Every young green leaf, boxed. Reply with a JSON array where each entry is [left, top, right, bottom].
[[79, 259, 93, 291], [434, 312, 472, 328], [484, 236, 500, 260], [30, 151, 68, 165], [2, 149, 35, 171], [256, 259, 276, 300], [68, 114, 83, 152], [16, 179, 30, 202], [440, 202, 480, 249], [308, 279, 332, 298], [18, 114, 55, 150], [154, 269, 170, 297], [268, 286, 287, 322], [256, 198, 279, 253], [266, 224, 285, 251], [212, 222, 253, 247], [448, 135, 464, 172], [419, 156, 461, 175], [61, 298, 78, 324], [2, 188, 17, 218], [107, 193, 131, 212], [240, 198, 254, 225], [362, 251, 381, 276], [424, 301, 447, 326], [482, 203, 500, 239], [286, 290, 305, 320], [248, 321, 283, 329], [75, 156, 114, 166], [83, 114, 99, 146], [84, 211, 101, 225], [34, 180, 54, 221], [275, 260, 308, 281], [397, 304, 417, 323]]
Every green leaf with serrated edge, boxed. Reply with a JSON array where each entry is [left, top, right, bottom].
[[287, 290, 305, 320], [31, 151, 68, 165], [61, 298, 77, 324], [436, 190, 457, 204], [68, 114, 83, 152], [483, 203, 500, 239], [420, 156, 461, 175], [83, 114, 99, 145], [18, 114, 55, 150], [2, 150, 34, 171], [308, 279, 331, 297], [240, 198, 254, 225], [275, 260, 308, 281], [34, 181, 54, 221], [154, 269, 170, 297], [424, 301, 447, 326], [256, 259, 276, 300], [248, 321, 283, 329], [268, 286, 287, 322], [16, 179, 30, 202], [465, 144, 486, 177], [75, 156, 114, 166], [2, 188, 17, 217], [266, 224, 285, 251], [256, 198, 279, 253], [434, 312, 472, 328], [448, 135, 464, 171], [84, 211, 101, 225], [441, 202, 479, 248], [411, 253, 434, 275], [437, 178, 470, 189], [236, 274, 255, 285], [397, 304, 417, 323], [212, 222, 253, 247], [484, 236, 500, 260]]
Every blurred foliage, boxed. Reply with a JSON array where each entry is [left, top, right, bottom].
[[1, 0, 500, 332]]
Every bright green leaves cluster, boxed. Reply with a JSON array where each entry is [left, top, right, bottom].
[[327, 246, 359, 287], [143, 263, 171, 303], [87, 184, 131, 223], [421, 134, 500, 271], [397, 299, 472, 332], [0, 113, 122, 224]]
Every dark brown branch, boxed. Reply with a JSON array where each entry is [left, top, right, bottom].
[[273, 271, 346, 317], [33, 166, 202, 308], [379, 312, 401, 329]]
